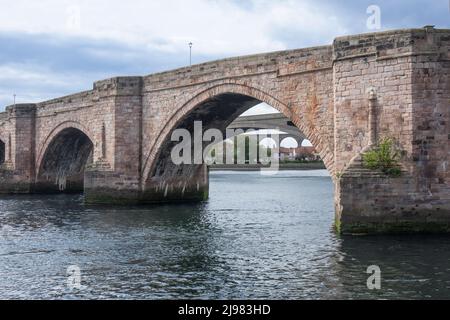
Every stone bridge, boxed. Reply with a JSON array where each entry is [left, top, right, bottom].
[[1, 28, 449, 234]]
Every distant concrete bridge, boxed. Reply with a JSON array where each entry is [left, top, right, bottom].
[[228, 113, 307, 146], [1, 28, 449, 234]]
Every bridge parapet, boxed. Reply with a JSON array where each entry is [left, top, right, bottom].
[[143, 45, 333, 92], [36, 90, 94, 112], [94, 76, 143, 97]]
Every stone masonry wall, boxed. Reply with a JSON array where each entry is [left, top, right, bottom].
[[0, 111, 9, 165], [35, 88, 112, 172], [334, 28, 450, 234], [411, 29, 450, 214], [0, 104, 36, 192], [84, 77, 144, 203], [333, 29, 416, 173]]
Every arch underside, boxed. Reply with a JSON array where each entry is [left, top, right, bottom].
[[144, 93, 261, 202], [35, 128, 93, 193], [227, 115, 307, 145], [143, 92, 325, 203], [0, 139, 5, 165]]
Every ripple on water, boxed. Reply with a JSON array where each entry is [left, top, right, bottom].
[[1, 171, 450, 299]]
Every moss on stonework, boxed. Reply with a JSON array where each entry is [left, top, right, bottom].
[[339, 221, 450, 235], [334, 219, 342, 235], [84, 196, 141, 206], [84, 188, 210, 205], [0, 181, 33, 194], [84, 189, 141, 205]]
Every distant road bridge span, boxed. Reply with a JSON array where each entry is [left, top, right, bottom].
[[228, 113, 307, 146]]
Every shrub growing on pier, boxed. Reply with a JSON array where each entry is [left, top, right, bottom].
[[363, 138, 402, 177]]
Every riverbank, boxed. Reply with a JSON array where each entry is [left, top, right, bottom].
[[210, 162, 326, 171]]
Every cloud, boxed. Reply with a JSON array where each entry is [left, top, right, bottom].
[[0, 32, 215, 107], [241, 103, 279, 116], [0, 0, 348, 56], [0, 0, 449, 110]]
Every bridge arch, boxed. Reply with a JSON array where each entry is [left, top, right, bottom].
[[280, 137, 300, 148], [0, 138, 5, 165], [0, 128, 7, 164], [142, 82, 334, 202], [36, 121, 95, 172], [35, 121, 95, 193], [143, 82, 334, 185]]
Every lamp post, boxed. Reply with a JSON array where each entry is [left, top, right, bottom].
[[189, 42, 193, 66], [13, 94, 16, 107]]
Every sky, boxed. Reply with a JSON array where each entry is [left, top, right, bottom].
[[0, 0, 449, 113]]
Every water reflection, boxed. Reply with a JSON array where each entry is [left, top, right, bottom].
[[1, 170, 450, 299], [337, 236, 450, 299]]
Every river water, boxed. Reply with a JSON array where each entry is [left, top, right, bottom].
[[1, 170, 450, 300]]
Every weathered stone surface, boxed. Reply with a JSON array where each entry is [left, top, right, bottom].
[[0, 139, 4, 166], [0, 28, 449, 234], [35, 127, 93, 193]]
